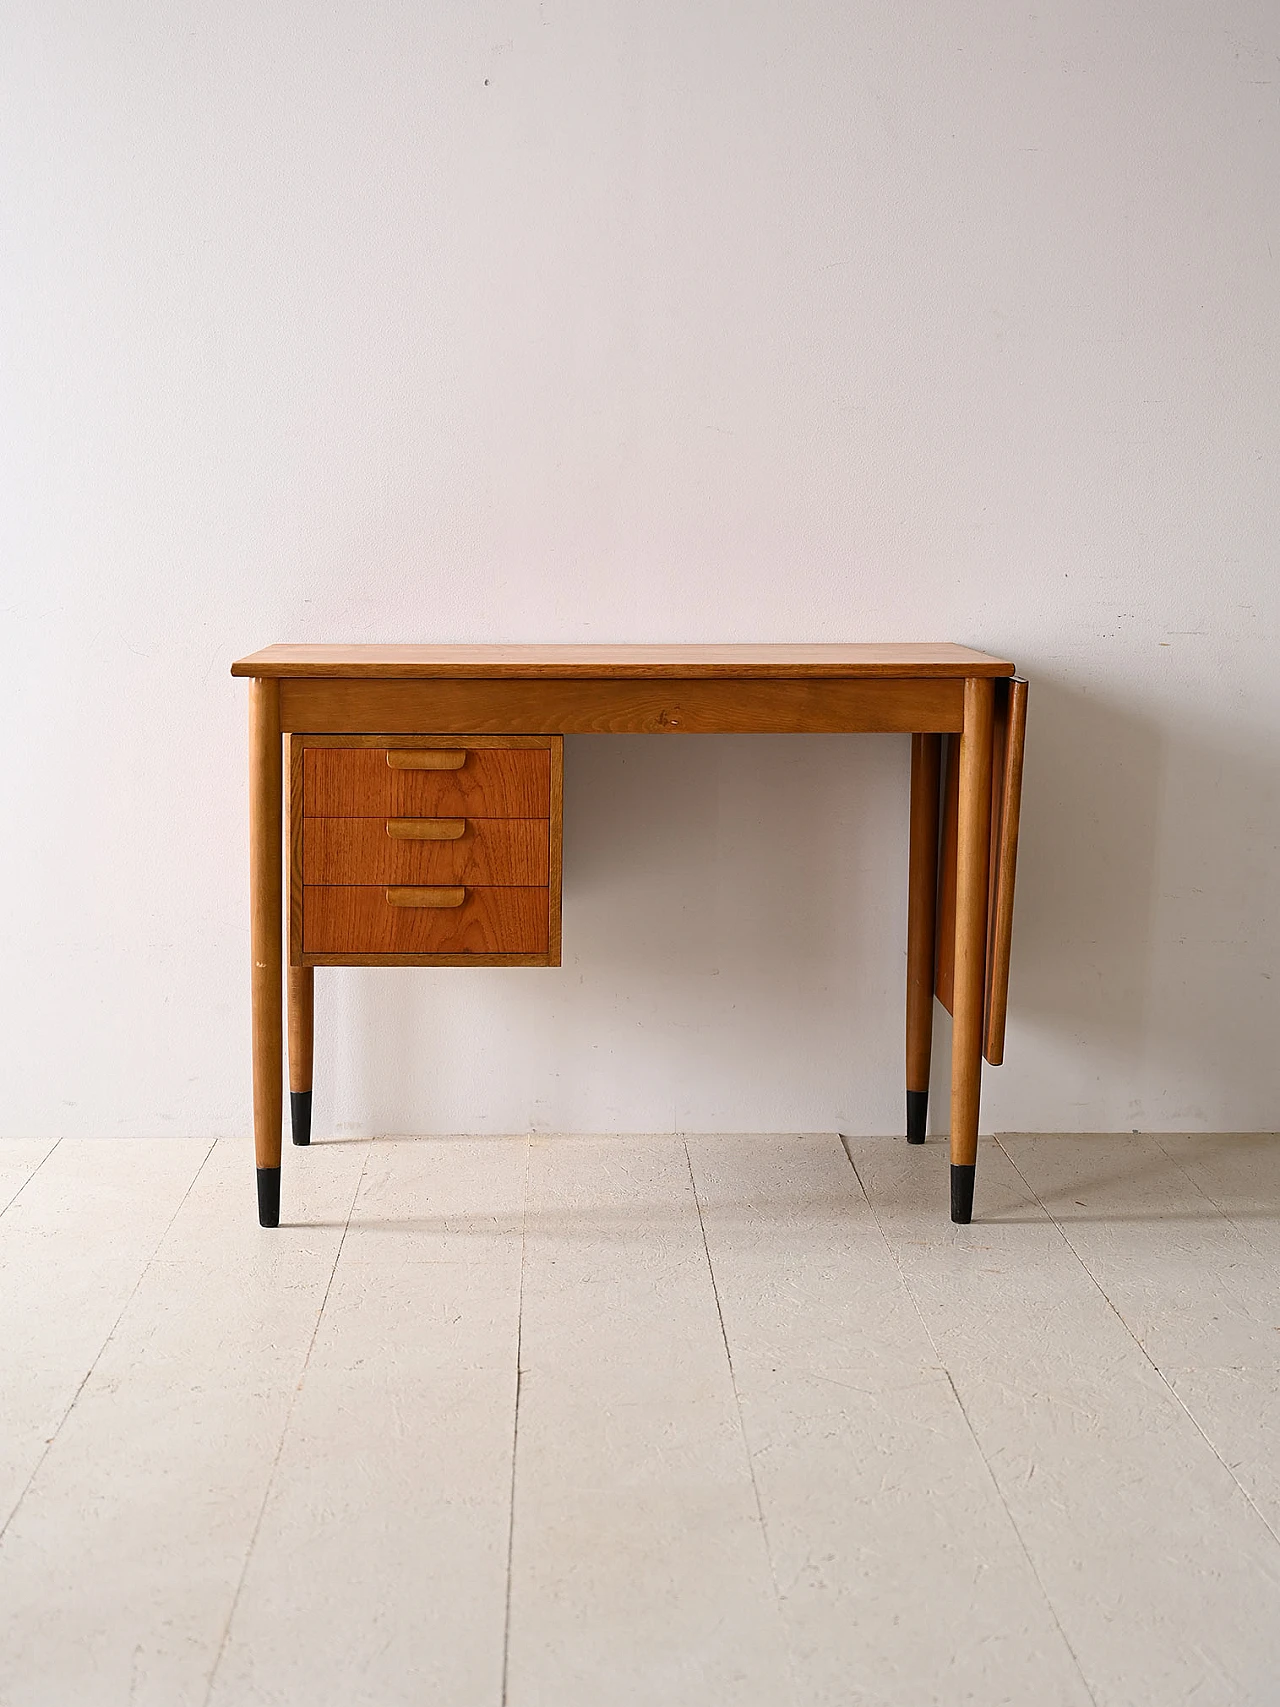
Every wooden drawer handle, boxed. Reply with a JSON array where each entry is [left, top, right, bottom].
[[386, 750, 466, 770], [385, 886, 466, 908], [385, 818, 466, 841]]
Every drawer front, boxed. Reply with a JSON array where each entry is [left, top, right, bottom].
[[303, 885, 549, 954], [304, 746, 549, 818], [304, 818, 550, 886]]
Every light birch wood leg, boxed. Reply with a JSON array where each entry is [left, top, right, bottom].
[[949, 678, 994, 1223], [906, 734, 942, 1143], [249, 677, 283, 1227], [288, 968, 314, 1147]]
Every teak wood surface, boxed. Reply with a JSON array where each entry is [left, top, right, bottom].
[[304, 885, 550, 955], [303, 745, 551, 816], [287, 967, 313, 1096], [950, 677, 995, 1172], [934, 676, 1028, 1068], [906, 734, 942, 1102], [279, 677, 965, 735], [984, 679, 1028, 1067], [289, 734, 563, 971], [248, 680, 283, 1178], [304, 818, 551, 886], [240, 643, 1023, 1227], [233, 642, 1016, 679]]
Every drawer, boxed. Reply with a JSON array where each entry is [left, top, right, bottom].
[[303, 817, 550, 886], [304, 746, 549, 818], [303, 885, 550, 955]]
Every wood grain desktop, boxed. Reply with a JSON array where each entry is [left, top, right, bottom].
[[232, 644, 1027, 1228]]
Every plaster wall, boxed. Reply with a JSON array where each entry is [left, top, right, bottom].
[[2, 2, 1277, 1136]]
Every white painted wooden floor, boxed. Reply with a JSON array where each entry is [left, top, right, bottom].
[[2, 1133, 1279, 1706]]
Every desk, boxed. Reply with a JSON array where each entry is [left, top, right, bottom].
[[231, 645, 1027, 1228]]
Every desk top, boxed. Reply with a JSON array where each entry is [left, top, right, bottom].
[[232, 643, 1015, 680]]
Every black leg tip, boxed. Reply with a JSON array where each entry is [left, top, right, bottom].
[[257, 1167, 281, 1229], [290, 1089, 312, 1147], [950, 1164, 975, 1224], [906, 1090, 928, 1144]]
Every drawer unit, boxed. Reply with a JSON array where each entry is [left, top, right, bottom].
[[290, 735, 562, 967]]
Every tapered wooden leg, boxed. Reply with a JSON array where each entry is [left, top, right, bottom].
[[249, 677, 283, 1227], [906, 734, 942, 1143], [949, 677, 994, 1223], [288, 967, 314, 1147]]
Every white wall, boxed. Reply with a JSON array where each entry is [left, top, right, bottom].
[[2, 1, 1277, 1139]]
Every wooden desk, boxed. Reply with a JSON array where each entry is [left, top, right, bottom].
[[231, 645, 1027, 1228]]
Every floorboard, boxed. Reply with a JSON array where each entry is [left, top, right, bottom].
[[851, 1135, 1280, 1707], [2, 1133, 1279, 1707], [0, 1137, 367, 1707], [1002, 1132, 1280, 1551], [208, 1138, 526, 1707], [0, 1138, 210, 1535], [0, 1138, 59, 1219], [504, 1136, 793, 1707], [689, 1133, 1093, 1706]]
